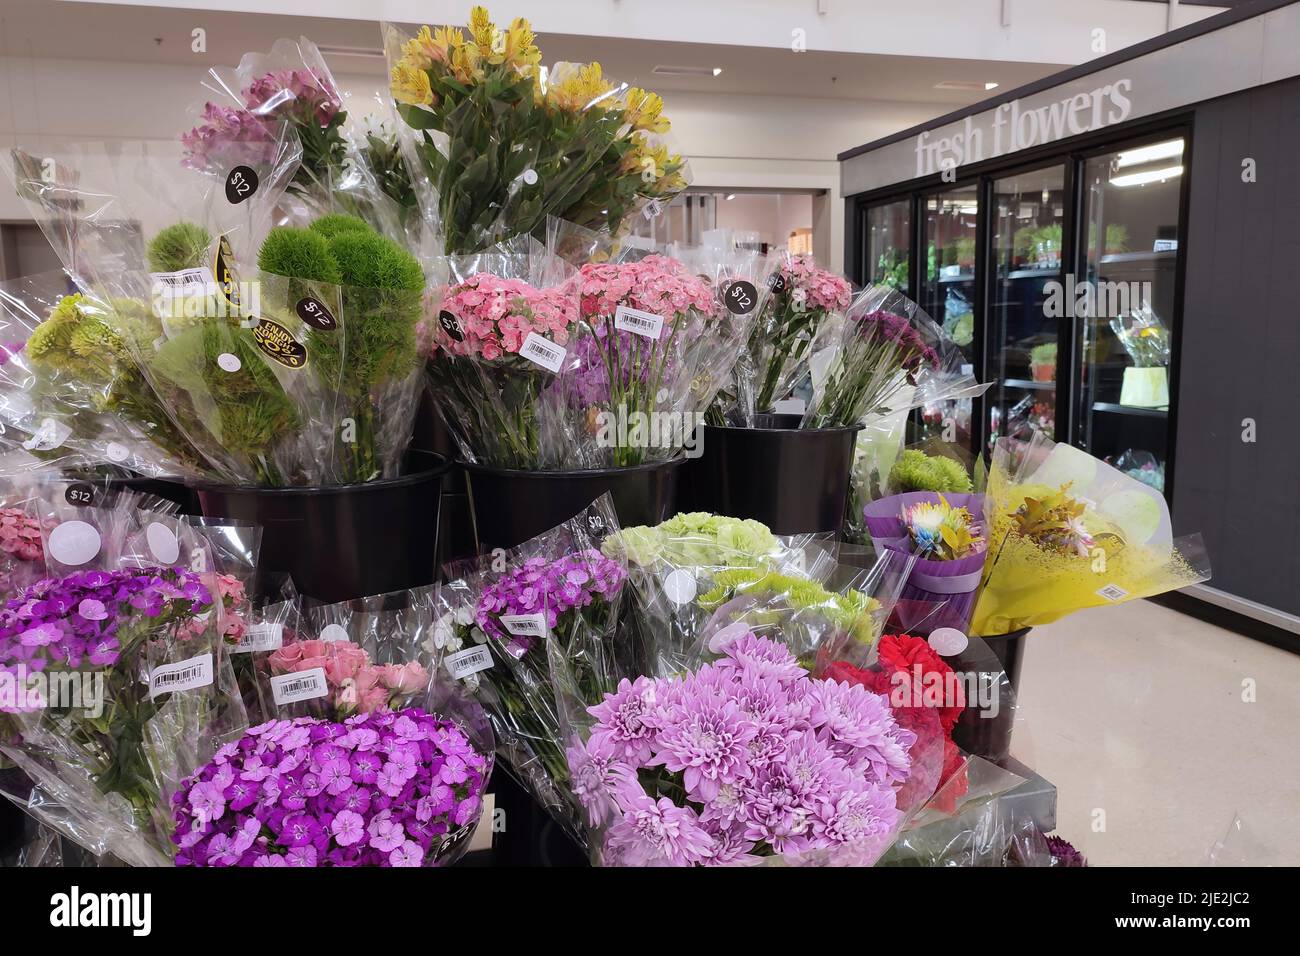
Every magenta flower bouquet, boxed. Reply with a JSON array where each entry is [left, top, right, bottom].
[[427, 240, 580, 467], [171, 708, 490, 866], [565, 630, 913, 865], [742, 252, 853, 419]]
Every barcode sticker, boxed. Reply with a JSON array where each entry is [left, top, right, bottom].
[[1096, 584, 1129, 602], [500, 612, 549, 638], [151, 267, 215, 298], [445, 645, 494, 679], [519, 332, 566, 373], [149, 653, 213, 699], [614, 305, 665, 340], [235, 622, 284, 654], [270, 667, 329, 706]]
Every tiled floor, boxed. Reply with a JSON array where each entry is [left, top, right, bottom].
[[1011, 600, 1300, 866]]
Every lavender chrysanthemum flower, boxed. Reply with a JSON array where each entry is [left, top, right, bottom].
[[586, 675, 658, 764], [649, 690, 756, 803], [713, 630, 805, 684], [810, 781, 900, 849], [808, 679, 915, 786], [605, 792, 714, 867]]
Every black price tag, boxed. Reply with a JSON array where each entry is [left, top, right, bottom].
[[225, 165, 259, 205], [438, 310, 465, 342], [767, 272, 787, 296], [724, 280, 759, 315], [65, 482, 97, 507], [296, 296, 337, 331]]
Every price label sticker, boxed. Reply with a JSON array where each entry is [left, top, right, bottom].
[[149, 653, 214, 699], [319, 623, 350, 643], [64, 483, 97, 507], [723, 280, 759, 315], [446, 645, 494, 679], [270, 667, 329, 706], [438, 310, 465, 342], [1096, 583, 1129, 602], [500, 613, 549, 638], [151, 267, 216, 302], [296, 296, 337, 331], [614, 305, 665, 340], [235, 622, 284, 654], [225, 165, 259, 204], [519, 332, 566, 373]]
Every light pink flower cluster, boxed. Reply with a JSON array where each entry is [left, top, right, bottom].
[[244, 69, 341, 127], [180, 102, 278, 173], [431, 275, 577, 361], [0, 509, 42, 563], [268, 638, 429, 717], [777, 254, 853, 314], [571, 255, 717, 333]]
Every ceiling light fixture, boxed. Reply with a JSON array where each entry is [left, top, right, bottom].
[[1115, 140, 1185, 168], [934, 81, 997, 92], [984, 82, 999, 90], [316, 45, 385, 58], [1110, 165, 1183, 188], [653, 65, 723, 77], [725, 193, 737, 200]]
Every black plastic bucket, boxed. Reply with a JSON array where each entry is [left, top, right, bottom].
[[950, 628, 1030, 764], [194, 451, 451, 602], [462, 458, 685, 552], [686, 416, 863, 534]]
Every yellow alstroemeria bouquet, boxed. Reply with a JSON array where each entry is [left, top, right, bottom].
[[970, 436, 1210, 636], [385, 6, 689, 255]]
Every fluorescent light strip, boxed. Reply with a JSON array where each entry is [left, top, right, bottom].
[[1110, 165, 1183, 187], [1116, 140, 1184, 168]]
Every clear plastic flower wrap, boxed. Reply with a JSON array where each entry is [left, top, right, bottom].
[[970, 433, 1211, 635], [545, 235, 774, 467], [803, 284, 988, 429], [255, 214, 430, 483], [0, 498, 248, 866], [0, 271, 201, 479], [383, 9, 690, 255], [437, 494, 626, 847], [733, 250, 854, 424], [425, 234, 580, 468], [190, 35, 419, 256]]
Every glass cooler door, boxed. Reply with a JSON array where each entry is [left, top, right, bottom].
[[864, 199, 912, 290], [919, 184, 979, 446], [1075, 135, 1184, 499], [986, 165, 1067, 454]]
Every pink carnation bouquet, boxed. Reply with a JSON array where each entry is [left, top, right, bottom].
[[266, 637, 430, 720], [427, 242, 580, 468]]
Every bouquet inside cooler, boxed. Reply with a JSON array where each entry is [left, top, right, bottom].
[[437, 496, 626, 846], [1109, 302, 1171, 368], [970, 434, 1210, 635], [0, 494, 248, 866], [385, 6, 689, 255], [426, 235, 579, 468], [735, 251, 853, 423]]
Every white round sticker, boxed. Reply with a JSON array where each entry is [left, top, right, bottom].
[[928, 627, 970, 657], [145, 522, 180, 565], [319, 623, 349, 643], [217, 352, 242, 373], [521, 168, 538, 186], [105, 442, 130, 463], [662, 568, 697, 606], [48, 520, 102, 566]]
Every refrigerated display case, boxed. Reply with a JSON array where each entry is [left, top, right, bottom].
[[864, 199, 911, 289]]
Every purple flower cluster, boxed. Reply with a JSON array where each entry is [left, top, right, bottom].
[[556, 327, 676, 407], [856, 310, 941, 377], [180, 102, 278, 173], [243, 69, 342, 128], [567, 632, 914, 866], [476, 550, 625, 657], [172, 708, 489, 867], [0, 568, 213, 709]]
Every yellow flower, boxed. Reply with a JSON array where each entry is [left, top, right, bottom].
[[469, 6, 496, 54], [548, 62, 619, 112], [501, 17, 541, 71], [401, 25, 447, 70], [391, 61, 435, 107], [623, 88, 670, 134]]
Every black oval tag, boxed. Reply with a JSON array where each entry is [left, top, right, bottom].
[[65, 482, 97, 507], [767, 272, 788, 296], [251, 319, 308, 369], [296, 296, 337, 331], [438, 310, 465, 342], [724, 280, 759, 315], [225, 165, 259, 205]]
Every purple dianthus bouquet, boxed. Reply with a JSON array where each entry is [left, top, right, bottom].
[[172, 707, 489, 867], [565, 630, 913, 866]]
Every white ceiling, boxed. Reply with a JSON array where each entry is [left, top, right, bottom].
[[0, 0, 1067, 106]]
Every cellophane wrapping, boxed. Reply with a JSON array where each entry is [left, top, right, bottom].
[[0, 497, 248, 866], [970, 434, 1210, 635], [425, 235, 579, 468], [383, 10, 689, 255], [437, 494, 626, 848]]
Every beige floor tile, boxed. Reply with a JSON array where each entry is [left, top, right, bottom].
[[1010, 600, 1300, 866]]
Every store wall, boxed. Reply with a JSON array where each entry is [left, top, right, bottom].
[[1175, 74, 1300, 615], [0, 55, 944, 272]]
